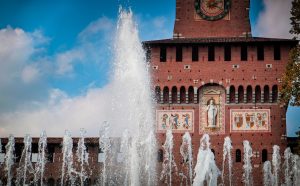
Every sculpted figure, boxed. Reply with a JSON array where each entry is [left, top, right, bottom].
[[207, 98, 218, 127]]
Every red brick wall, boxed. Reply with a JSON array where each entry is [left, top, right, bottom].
[[151, 44, 289, 185]]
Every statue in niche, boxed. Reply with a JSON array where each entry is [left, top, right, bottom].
[[207, 98, 218, 128]]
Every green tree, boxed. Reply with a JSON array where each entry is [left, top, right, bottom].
[[280, 0, 300, 106]]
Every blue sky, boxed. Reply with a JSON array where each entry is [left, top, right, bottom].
[[0, 0, 298, 137]]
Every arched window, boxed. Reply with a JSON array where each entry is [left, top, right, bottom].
[[171, 86, 177, 103], [163, 87, 169, 103], [229, 86, 235, 103], [255, 85, 261, 103], [188, 86, 194, 103], [236, 149, 241, 162], [272, 85, 278, 102], [264, 85, 270, 103], [84, 179, 91, 186], [238, 86, 244, 103], [197, 88, 201, 104], [48, 178, 55, 186], [157, 149, 163, 162], [155, 86, 161, 103], [211, 149, 215, 156], [180, 86, 186, 103], [246, 86, 252, 103], [262, 149, 268, 162]]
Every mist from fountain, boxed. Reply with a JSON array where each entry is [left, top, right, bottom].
[[16, 134, 34, 185], [61, 130, 75, 185], [161, 130, 177, 186], [222, 136, 232, 186], [242, 140, 253, 186], [193, 134, 220, 186], [272, 145, 281, 186], [34, 131, 47, 186], [76, 128, 89, 186], [180, 132, 193, 185]]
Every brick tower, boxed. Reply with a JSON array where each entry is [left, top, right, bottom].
[[144, 0, 297, 185]]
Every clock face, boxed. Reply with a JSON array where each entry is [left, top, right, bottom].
[[195, 0, 231, 21]]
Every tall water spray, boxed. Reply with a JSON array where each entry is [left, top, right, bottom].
[[180, 132, 193, 185], [193, 134, 220, 186], [61, 130, 75, 185], [120, 130, 130, 186], [110, 8, 156, 185], [283, 148, 292, 186], [160, 130, 177, 186], [76, 128, 89, 186], [272, 145, 281, 186], [99, 122, 111, 185], [291, 154, 300, 185], [242, 140, 253, 186], [16, 134, 34, 185], [222, 136, 232, 186], [4, 135, 15, 186], [34, 131, 47, 186], [263, 161, 273, 186]]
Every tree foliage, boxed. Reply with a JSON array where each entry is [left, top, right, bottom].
[[290, 0, 300, 36], [280, 0, 300, 106], [281, 46, 300, 106]]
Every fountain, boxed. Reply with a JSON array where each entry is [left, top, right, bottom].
[[272, 145, 281, 186], [61, 130, 75, 185], [283, 148, 292, 186], [110, 8, 156, 185], [160, 130, 177, 185], [76, 128, 89, 186], [180, 132, 193, 185], [16, 134, 34, 185], [222, 136, 232, 186], [242, 140, 253, 186], [291, 154, 300, 185], [34, 131, 47, 186], [4, 135, 15, 186], [263, 161, 273, 186], [120, 130, 130, 186], [193, 134, 220, 186]]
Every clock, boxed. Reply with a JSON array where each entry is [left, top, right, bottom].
[[195, 0, 231, 21]]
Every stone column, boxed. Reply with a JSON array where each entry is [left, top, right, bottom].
[[244, 92, 247, 103], [160, 91, 164, 104], [194, 87, 198, 104], [186, 91, 189, 104], [269, 91, 273, 103], [226, 87, 230, 104], [177, 91, 180, 104]]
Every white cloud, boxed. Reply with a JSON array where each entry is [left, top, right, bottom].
[[0, 87, 112, 137], [78, 17, 114, 42], [254, 0, 293, 38], [21, 65, 40, 83], [0, 26, 50, 111], [55, 49, 85, 75]]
